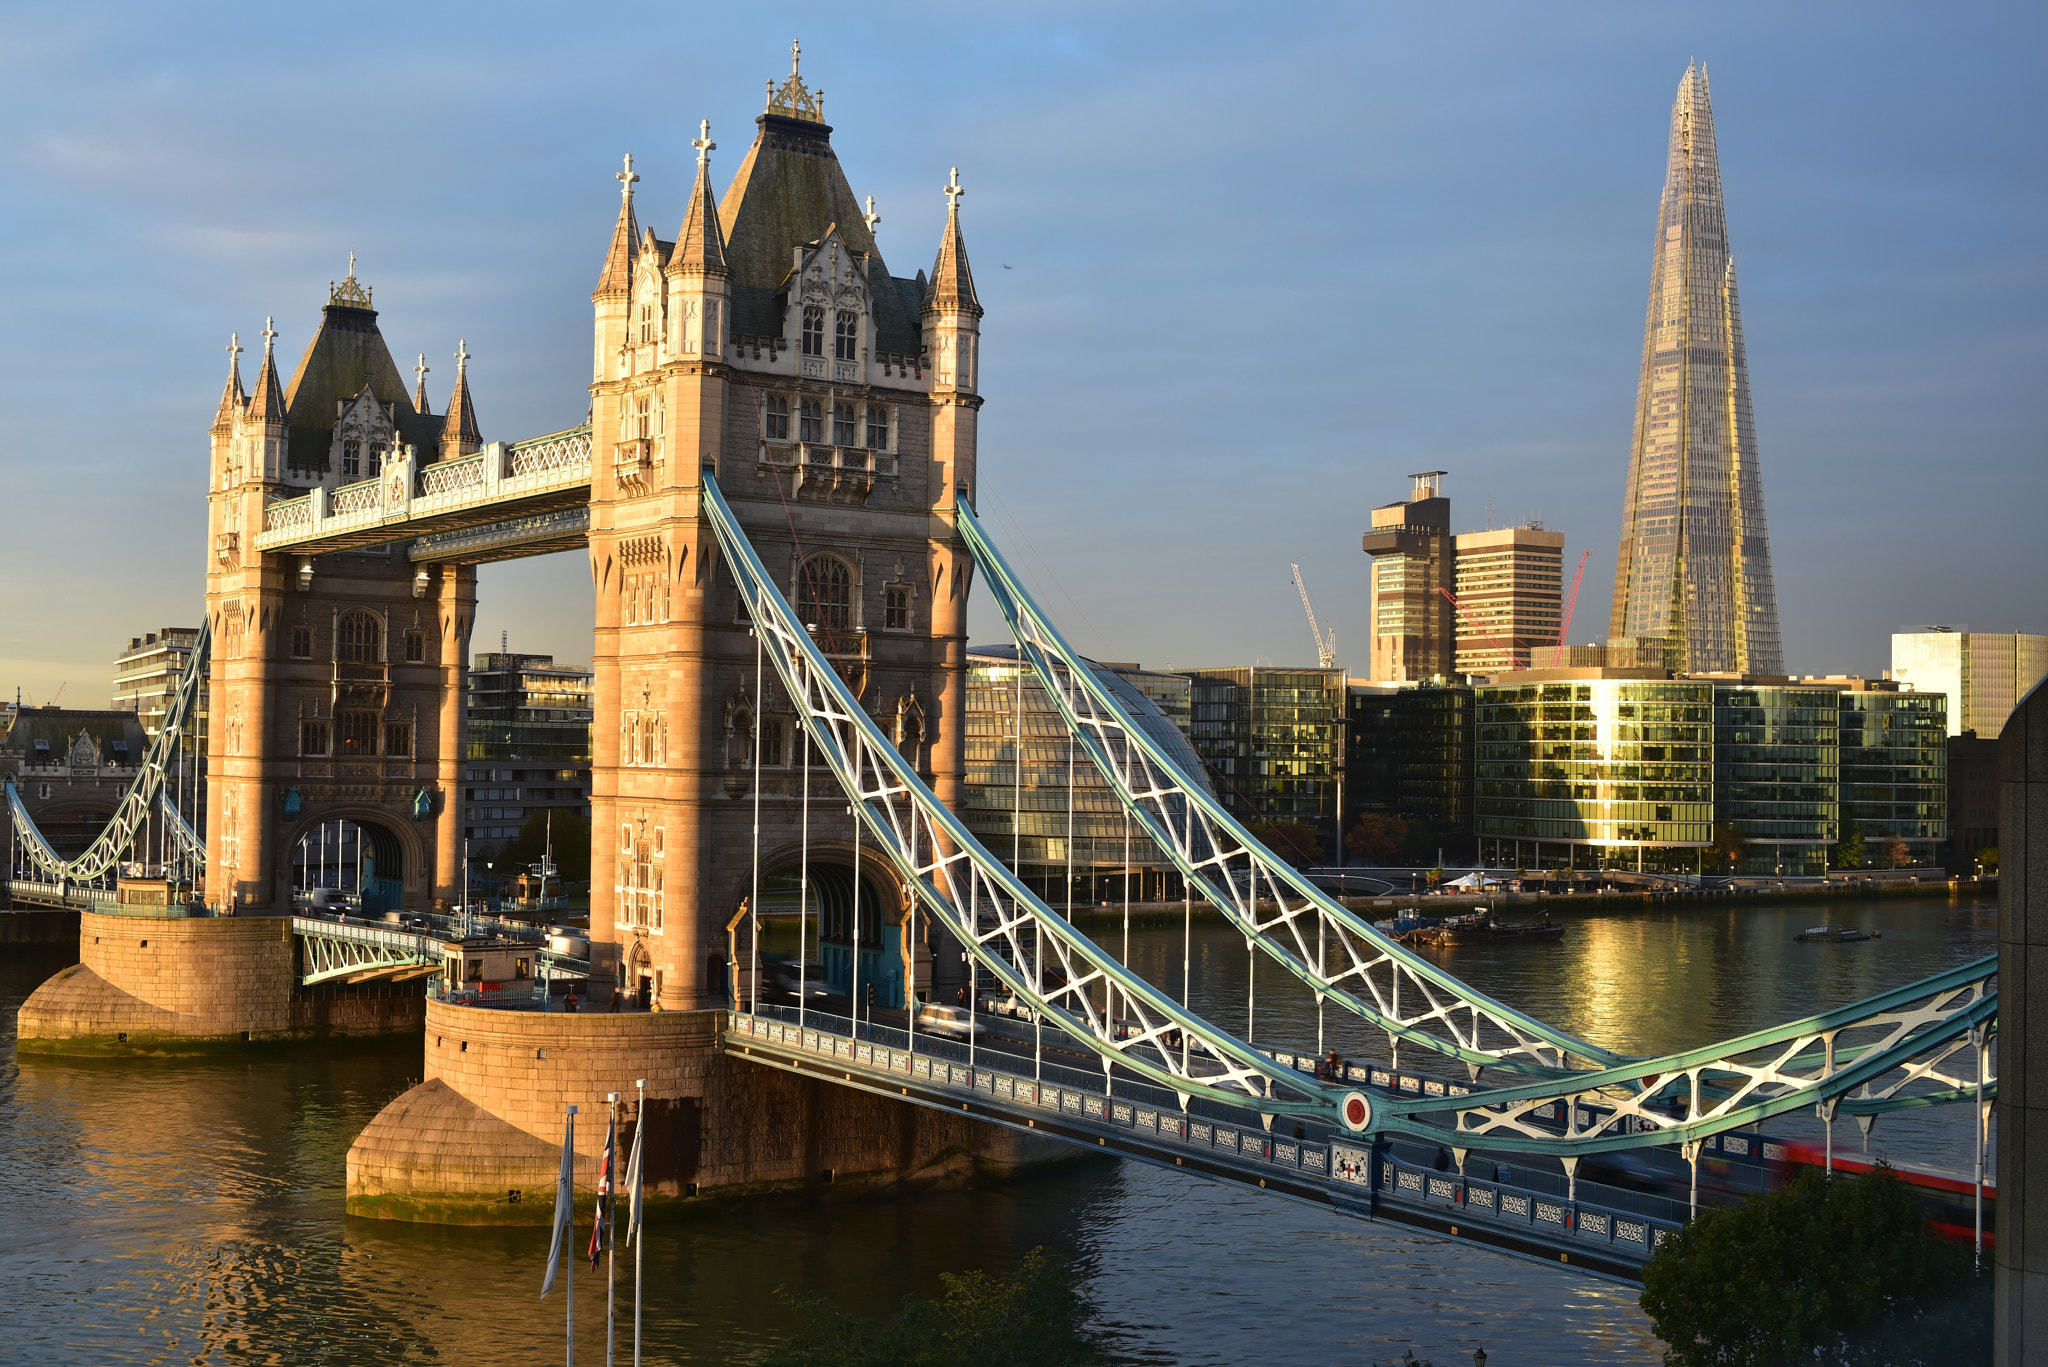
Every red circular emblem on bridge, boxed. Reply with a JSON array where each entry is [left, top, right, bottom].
[[1340, 1091, 1372, 1133]]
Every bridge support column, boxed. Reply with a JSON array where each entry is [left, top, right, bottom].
[[1996, 680, 2046, 1365], [431, 564, 475, 910]]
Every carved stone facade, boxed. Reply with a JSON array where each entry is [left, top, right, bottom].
[[587, 68, 983, 1010], [202, 278, 478, 914]]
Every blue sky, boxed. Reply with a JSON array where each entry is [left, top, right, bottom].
[[2, 2, 2041, 704]]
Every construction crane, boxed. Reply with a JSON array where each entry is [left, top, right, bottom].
[[1551, 549, 1592, 668], [1290, 564, 1337, 669]]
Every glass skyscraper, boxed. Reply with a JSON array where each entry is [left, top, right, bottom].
[[1609, 63, 1783, 676]]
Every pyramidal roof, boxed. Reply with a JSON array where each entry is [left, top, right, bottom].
[[670, 131, 728, 276], [927, 171, 981, 317], [594, 156, 641, 298], [248, 321, 290, 427], [283, 263, 435, 467], [212, 335, 247, 435], [440, 343, 482, 459]]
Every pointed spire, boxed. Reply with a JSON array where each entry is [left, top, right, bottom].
[[439, 339, 481, 460], [926, 167, 981, 316], [594, 153, 640, 298], [671, 120, 728, 276], [212, 332, 246, 433], [412, 353, 432, 416], [246, 317, 288, 425]]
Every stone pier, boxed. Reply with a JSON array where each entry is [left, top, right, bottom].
[[16, 910, 425, 1055], [1996, 680, 2046, 1365], [345, 1000, 1072, 1225]]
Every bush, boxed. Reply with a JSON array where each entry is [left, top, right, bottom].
[[760, 1247, 1113, 1367], [1639, 1165, 1987, 1366]]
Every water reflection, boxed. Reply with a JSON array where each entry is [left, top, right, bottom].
[[0, 893, 1996, 1364]]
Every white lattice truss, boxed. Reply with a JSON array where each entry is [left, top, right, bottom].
[[508, 429, 592, 477], [703, 476, 1331, 1120], [8, 621, 210, 887], [956, 502, 1620, 1078], [1371, 957, 1998, 1155], [297, 919, 439, 985]]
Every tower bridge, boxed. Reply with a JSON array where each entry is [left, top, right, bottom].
[[3, 49, 2012, 1296]]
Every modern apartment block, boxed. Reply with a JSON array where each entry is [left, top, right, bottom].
[[463, 652, 594, 849], [1361, 472, 1454, 682], [959, 647, 1209, 903], [1608, 64, 1784, 675], [1890, 628, 2048, 739], [112, 627, 207, 748], [1451, 526, 1566, 675], [1185, 665, 1347, 856], [1346, 680, 1476, 862]]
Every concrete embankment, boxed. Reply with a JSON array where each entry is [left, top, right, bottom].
[[15, 910, 425, 1055], [345, 1000, 1074, 1226]]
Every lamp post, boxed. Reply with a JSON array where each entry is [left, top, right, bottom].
[[1473, 1349, 1487, 1367]]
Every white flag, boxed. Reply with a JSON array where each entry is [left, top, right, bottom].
[[540, 1104, 576, 1298], [624, 1102, 646, 1245]]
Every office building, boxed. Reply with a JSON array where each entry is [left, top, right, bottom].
[[1832, 679, 1948, 866], [1890, 629, 2048, 739], [1608, 63, 1784, 675], [1948, 732, 1999, 870], [464, 652, 594, 849], [960, 647, 1209, 903], [1713, 682, 1840, 876], [1184, 665, 1346, 856], [1361, 472, 1454, 682], [1451, 526, 1566, 675], [112, 627, 207, 748], [1346, 680, 1476, 863]]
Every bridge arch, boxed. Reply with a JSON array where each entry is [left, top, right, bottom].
[[280, 806, 425, 917], [735, 840, 920, 1010]]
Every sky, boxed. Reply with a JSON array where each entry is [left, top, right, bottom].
[[1, 1, 2042, 706]]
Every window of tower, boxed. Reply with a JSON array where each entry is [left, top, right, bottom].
[[342, 440, 361, 479], [760, 716, 785, 767], [885, 584, 911, 631], [834, 311, 859, 361], [338, 612, 381, 663], [336, 711, 379, 756], [865, 405, 889, 451], [404, 630, 424, 663], [634, 395, 651, 440], [801, 307, 825, 356], [799, 556, 852, 633], [291, 626, 313, 659], [832, 401, 857, 446], [638, 302, 655, 345], [301, 721, 329, 756], [799, 399, 823, 444], [384, 722, 413, 757], [764, 395, 790, 441]]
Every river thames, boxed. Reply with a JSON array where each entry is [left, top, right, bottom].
[[0, 890, 1995, 1365]]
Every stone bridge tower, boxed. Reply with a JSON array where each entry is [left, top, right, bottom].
[[203, 270, 477, 915], [588, 48, 983, 1011]]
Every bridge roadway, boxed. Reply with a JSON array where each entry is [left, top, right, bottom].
[[725, 1004, 1711, 1283]]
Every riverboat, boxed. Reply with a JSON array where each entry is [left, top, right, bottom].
[[1418, 913, 1565, 946], [1796, 926, 1879, 943]]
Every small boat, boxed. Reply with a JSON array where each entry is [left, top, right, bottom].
[[1797, 926, 1879, 943], [1420, 913, 1565, 946]]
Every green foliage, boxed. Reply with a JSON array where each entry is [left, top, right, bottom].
[[1709, 825, 1746, 869], [1975, 846, 1998, 874], [1347, 811, 1408, 862], [1831, 822, 1866, 871], [1639, 1165, 1986, 1367], [1880, 834, 1913, 869], [492, 809, 591, 884], [759, 1248, 1113, 1367]]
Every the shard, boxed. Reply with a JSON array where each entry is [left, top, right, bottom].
[[1609, 63, 1783, 676]]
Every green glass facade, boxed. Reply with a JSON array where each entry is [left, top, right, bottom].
[[1185, 667, 1346, 854], [1837, 690, 1948, 863], [1475, 678, 1714, 871], [1714, 686, 1838, 875]]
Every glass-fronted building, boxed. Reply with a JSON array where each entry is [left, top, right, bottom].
[[1184, 666, 1347, 858], [1713, 685, 1838, 876], [1474, 675, 1714, 873], [1836, 685, 1948, 865], [464, 652, 595, 849], [1890, 629, 2047, 739], [961, 648, 1210, 904]]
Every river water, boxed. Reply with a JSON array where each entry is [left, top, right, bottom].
[[0, 891, 1996, 1366]]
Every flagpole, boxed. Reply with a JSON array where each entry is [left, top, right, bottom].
[[633, 1077, 646, 1367], [606, 1091, 618, 1367]]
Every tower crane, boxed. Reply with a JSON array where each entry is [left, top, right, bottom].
[[1551, 548, 1592, 668], [1290, 564, 1337, 669]]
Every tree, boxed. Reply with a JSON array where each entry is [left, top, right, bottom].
[[1709, 825, 1746, 871], [1246, 817, 1322, 864], [1639, 1165, 1987, 1367], [494, 809, 592, 884], [1975, 846, 1998, 875], [1831, 822, 1865, 871], [1881, 834, 1913, 869], [1346, 812, 1408, 863], [761, 1247, 1112, 1367]]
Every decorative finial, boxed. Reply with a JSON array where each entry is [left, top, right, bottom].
[[766, 39, 824, 121], [863, 195, 880, 234], [226, 332, 243, 373], [328, 255, 374, 308], [617, 152, 639, 200], [454, 339, 471, 373], [347, 250, 356, 279], [692, 120, 716, 169], [944, 167, 964, 209], [260, 317, 278, 355], [414, 353, 430, 389], [791, 36, 801, 75]]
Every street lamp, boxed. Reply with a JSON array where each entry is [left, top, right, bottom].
[[1473, 1349, 1487, 1367]]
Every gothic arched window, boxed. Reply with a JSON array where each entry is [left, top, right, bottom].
[[834, 311, 858, 361], [338, 611, 381, 663], [798, 398, 823, 444], [832, 401, 857, 446], [799, 556, 852, 633], [801, 307, 825, 356]]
